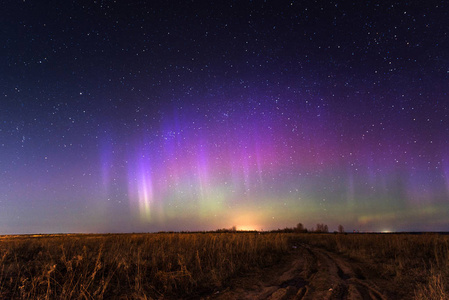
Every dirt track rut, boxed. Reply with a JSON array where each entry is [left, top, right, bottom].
[[205, 244, 388, 300]]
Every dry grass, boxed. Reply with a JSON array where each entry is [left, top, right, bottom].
[[0, 233, 288, 299], [1, 232, 448, 299], [292, 233, 449, 299]]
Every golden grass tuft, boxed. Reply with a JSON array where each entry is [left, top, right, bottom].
[[0, 233, 288, 298]]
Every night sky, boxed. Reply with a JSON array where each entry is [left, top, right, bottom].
[[1, 1, 448, 234]]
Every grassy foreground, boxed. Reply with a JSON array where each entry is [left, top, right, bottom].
[[0, 233, 288, 299], [293, 233, 449, 299], [0, 232, 448, 299]]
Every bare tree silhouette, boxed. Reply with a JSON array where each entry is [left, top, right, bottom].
[[315, 223, 329, 233], [295, 223, 306, 232]]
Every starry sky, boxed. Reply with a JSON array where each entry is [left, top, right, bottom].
[[1, 1, 448, 234]]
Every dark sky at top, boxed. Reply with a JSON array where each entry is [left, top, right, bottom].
[[1, 1, 448, 234]]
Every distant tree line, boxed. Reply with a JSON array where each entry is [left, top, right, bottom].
[[212, 223, 345, 234], [258, 223, 345, 234], [215, 226, 238, 233]]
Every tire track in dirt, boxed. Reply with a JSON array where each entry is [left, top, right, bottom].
[[203, 244, 388, 300], [304, 245, 386, 300]]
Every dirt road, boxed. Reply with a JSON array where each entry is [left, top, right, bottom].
[[204, 243, 396, 300]]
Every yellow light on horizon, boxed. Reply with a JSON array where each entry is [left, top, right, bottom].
[[237, 225, 260, 231]]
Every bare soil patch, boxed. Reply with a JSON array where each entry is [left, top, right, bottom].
[[204, 243, 403, 300]]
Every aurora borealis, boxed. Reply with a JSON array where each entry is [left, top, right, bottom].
[[1, 1, 449, 234]]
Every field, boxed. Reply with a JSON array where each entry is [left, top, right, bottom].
[[0, 232, 447, 299]]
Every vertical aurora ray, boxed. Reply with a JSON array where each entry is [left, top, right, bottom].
[[99, 134, 114, 191], [137, 168, 153, 220], [442, 159, 449, 198], [196, 139, 209, 201], [127, 149, 154, 222]]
